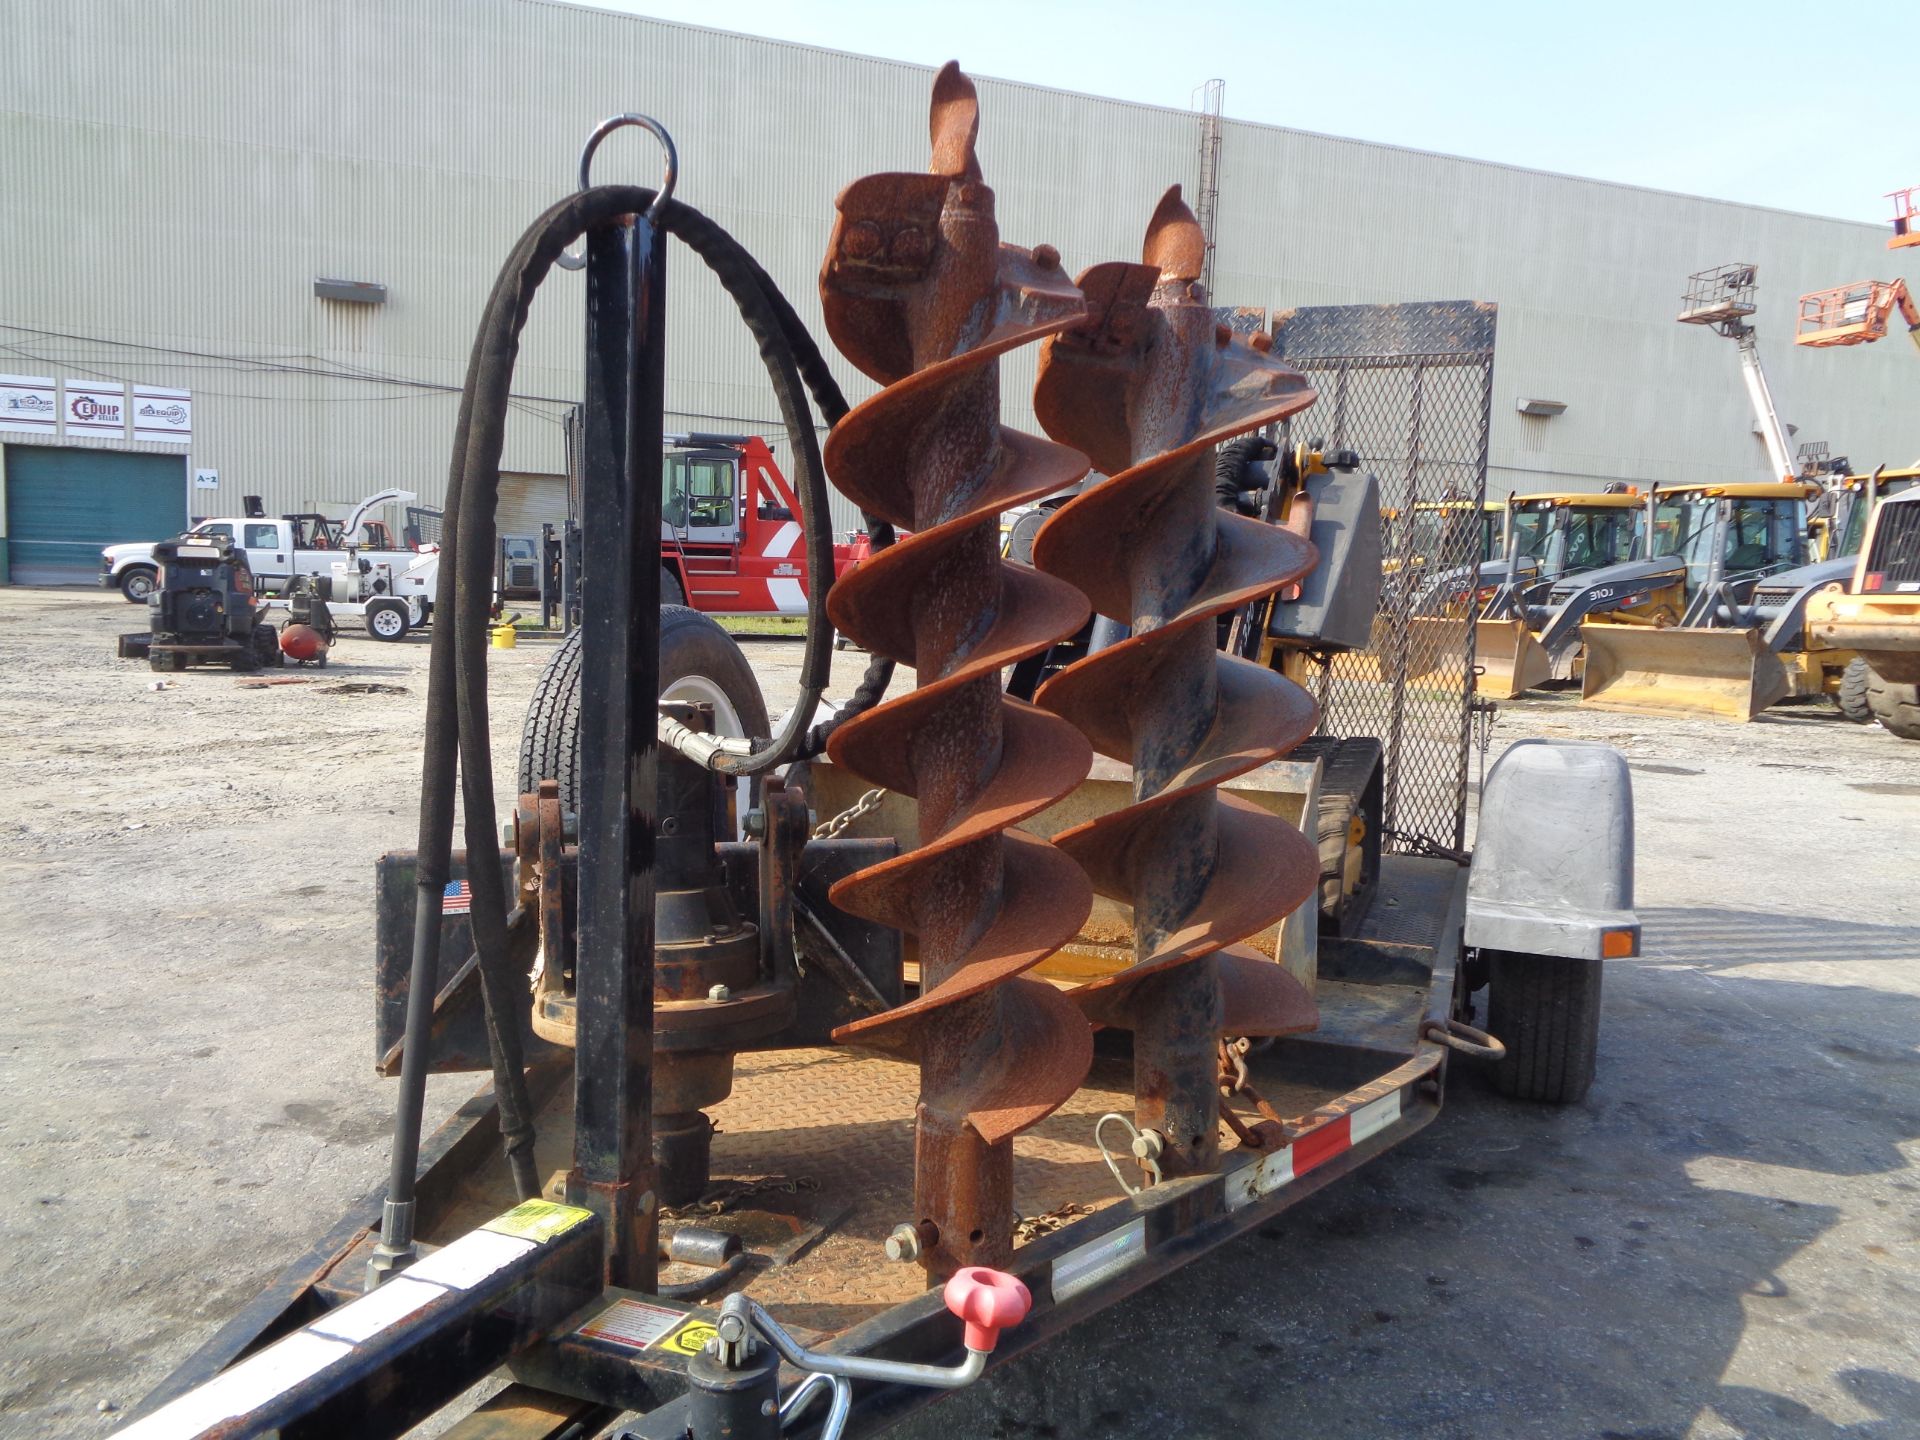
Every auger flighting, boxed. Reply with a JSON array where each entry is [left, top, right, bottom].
[[818, 63, 1100, 1279], [1030, 188, 1325, 1179]]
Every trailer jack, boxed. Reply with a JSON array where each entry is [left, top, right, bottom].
[[668, 1272, 1028, 1440]]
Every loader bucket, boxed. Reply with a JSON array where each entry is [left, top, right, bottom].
[[1578, 624, 1791, 722], [1469, 617, 1552, 698]]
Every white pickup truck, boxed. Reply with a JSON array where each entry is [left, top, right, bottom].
[[99, 489, 429, 603]]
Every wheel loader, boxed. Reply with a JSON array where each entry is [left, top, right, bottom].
[[1745, 466, 1920, 719], [1450, 488, 1648, 697], [1805, 484, 1920, 739], [1578, 480, 1825, 720]]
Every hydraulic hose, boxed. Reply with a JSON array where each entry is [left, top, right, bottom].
[[384, 182, 881, 1259]]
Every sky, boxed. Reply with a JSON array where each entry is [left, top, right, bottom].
[[591, 0, 1915, 224]]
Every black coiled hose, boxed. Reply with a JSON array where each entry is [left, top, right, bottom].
[[388, 185, 892, 1224]]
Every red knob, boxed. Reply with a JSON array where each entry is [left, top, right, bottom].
[[942, 1267, 1032, 1352]]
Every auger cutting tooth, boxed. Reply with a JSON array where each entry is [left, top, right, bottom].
[[1028, 186, 1326, 1177], [818, 61, 1098, 1280]]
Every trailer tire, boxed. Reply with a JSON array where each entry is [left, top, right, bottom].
[[119, 566, 157, 603], [1865, 669, 1920, 741], [661, 568, 686, 608], [517, 605, 769, 816], [1837, 657, 1874, 724], [1486, 950, 1602, 1105], [366, 600, 410, 641]]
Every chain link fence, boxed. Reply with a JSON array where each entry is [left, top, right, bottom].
[[1269, 301, 1497, 855]]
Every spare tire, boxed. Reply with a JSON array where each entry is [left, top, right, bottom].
[[517, 605, 771, 817]]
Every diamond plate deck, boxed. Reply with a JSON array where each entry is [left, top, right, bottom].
[[420, 1043, 1357, 1338]]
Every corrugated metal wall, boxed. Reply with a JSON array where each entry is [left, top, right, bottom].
[[2, 0, 1910, 545]]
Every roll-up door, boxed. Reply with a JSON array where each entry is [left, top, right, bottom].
[[4, 445, 185, 584]]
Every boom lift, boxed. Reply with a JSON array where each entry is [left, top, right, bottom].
[[1572, 267, 1862, 720], [1888, 186, 1919, 250], [1795, 277, 1920, 353], [1678, 264, 1798, 484]]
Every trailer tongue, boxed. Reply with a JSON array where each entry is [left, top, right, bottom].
[[122, 68, 1636, 1440]]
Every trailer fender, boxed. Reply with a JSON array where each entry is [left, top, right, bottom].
[[1465, 739, 1638, 961]]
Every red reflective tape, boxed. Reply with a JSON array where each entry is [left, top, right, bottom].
[[1290, 1113, 1352, 1178]]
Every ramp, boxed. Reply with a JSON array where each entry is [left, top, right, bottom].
[[1578, 623, 1790, 722], [1469, 617, 1551, 698]]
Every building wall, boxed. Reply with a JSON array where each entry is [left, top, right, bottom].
[[2, 0, 1911, 552]]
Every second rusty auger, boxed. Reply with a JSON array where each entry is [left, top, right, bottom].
[[1029, 188, 1325, 1180], [818, 63, 1097, 1278]]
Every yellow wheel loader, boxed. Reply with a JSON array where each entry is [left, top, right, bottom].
[[1462, 490, 1648, 698], [1579, 481, 1827, 721], [1805, 485, 1920, 740]]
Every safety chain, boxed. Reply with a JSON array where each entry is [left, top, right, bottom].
[[1470, 694, 1499, 805], [811, 787, 888, 840], [1013, 1201, 1094, 1244], [660, 1174, 818, 1221], [1380, 826, 1472, 865]]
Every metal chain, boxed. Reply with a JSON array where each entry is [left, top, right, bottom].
[[1380, 825, 1471, 865], [811, 787, 888, 840], [1013, 1201, 1094, 1244], [660, 1174, 818, 1221]]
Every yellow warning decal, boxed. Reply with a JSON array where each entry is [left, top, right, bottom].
[[658, 1317, 719, 1356], [483, 1200, 593, 1244]]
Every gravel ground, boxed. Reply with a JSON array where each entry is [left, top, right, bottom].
[[0, 586, 1916, 1439]]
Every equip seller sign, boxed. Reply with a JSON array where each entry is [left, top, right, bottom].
[[0, 374, 58, 434], [65, 382, 126, 436]]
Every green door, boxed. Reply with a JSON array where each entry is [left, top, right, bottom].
[[3, 445, 185, 584]]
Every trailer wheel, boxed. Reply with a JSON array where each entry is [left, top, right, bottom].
[[119, 566, 157, 603], [366, 600, 410, 641], [1485, 951, 1602, 1105], [518, 605, 770, 820], [1837, 657, 1874, 724], [1865, 669, 1920, 741], [661, 568, 686, 608]]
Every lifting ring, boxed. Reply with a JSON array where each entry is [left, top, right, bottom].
[[577, 112, 678, 217], [557, 113, 680, 270]]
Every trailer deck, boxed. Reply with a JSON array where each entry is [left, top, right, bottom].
[[131, 853, 1463, 1438]]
